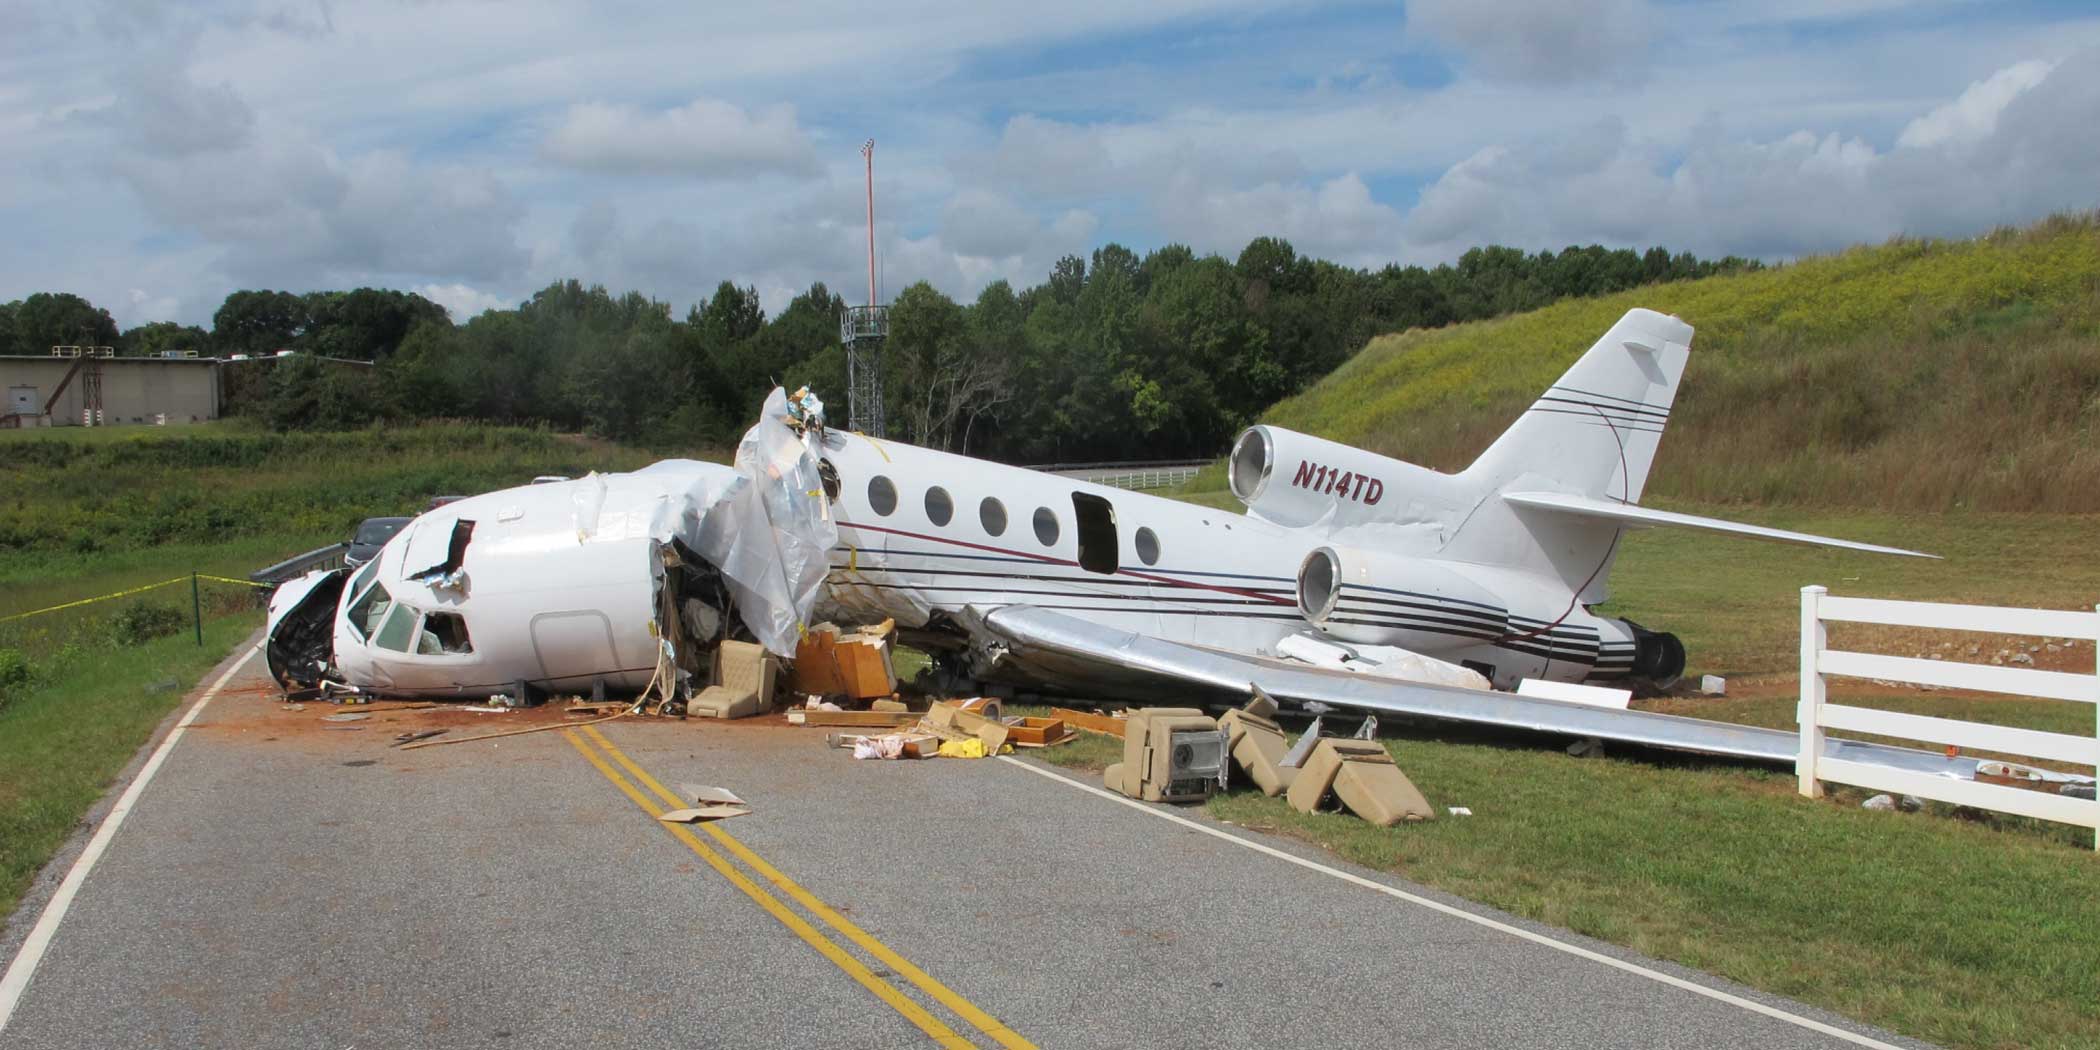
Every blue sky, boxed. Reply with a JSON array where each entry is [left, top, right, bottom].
[[2, 0, 2097, 327]]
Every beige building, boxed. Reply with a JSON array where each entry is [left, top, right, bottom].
[[3, 354, 222, 427]]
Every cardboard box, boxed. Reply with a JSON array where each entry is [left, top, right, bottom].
[[792, 624, 898, 699]]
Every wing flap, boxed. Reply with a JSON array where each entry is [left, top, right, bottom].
[[1502, 491, 1938, 559]]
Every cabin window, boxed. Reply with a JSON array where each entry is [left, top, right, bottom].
[[1032, 506, 1060, 547], [867, 475, 898, 516], [1134, 526, 1160, 566], [373, 602, 420, 652], [346, 581, 393, 641], [1072, 493, 1118, 573], [417, 611, 473, 655], [924, 486, 954, 526], [979, 497, 1008, 537]]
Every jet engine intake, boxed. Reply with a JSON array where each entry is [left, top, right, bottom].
[[1296, 545, 1509, 649], [1229, 426, 1418, 528]]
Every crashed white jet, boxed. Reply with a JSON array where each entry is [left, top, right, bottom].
[[266, 389, 837, 703], [272, 308, 2071, 786]]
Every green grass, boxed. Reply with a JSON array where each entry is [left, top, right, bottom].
[[1254, 213, 2100, 513], [1605, 504, 2100, 677], [0, 613, 260, 919]]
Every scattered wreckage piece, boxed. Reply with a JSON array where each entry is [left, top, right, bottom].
[[790, 709, 920, 727], [659, 784, 751, 823], [1104, 709, 1228, 803], [1286, 739, 1434, 826], [1051, 707, 1127, 738], [793, 620, 899, 700], [1218, 707, 1296, 797], [1005, 717, 1074, 748], [692, 640, 780, 720], [395, 711, 627, 750], [828, 731, 941, 759]]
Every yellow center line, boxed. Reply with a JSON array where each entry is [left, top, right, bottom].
[[581, 724, 1037, 1050], [560, 731, 977, 1050]]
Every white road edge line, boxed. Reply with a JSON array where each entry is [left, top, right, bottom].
[[0, 642, 260, 1034], [999, 755, 1909, 1050]]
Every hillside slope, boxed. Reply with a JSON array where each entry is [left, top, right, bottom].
[[1257, 214, 2100, 512]]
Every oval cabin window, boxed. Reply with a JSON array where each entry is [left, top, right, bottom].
[[1033, 506, 1060, 547], [1135, 526, 1161, 566], [924, 486, 954, 526], [980, 498, 1008, 537], [867, 476, 898, 516]]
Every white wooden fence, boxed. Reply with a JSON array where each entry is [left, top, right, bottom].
[[1798, 585, 2100, 847]]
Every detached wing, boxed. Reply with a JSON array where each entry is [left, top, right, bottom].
[[967, 605, 2048, 783], [1502, 491, 1938, 559]]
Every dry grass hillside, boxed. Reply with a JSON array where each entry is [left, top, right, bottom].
[[1251, 213, 2100, 512]]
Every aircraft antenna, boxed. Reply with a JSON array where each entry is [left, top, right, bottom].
[[842, 137, 888, 437]]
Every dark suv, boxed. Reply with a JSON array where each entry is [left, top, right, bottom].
[[345, 516, 412, 568]]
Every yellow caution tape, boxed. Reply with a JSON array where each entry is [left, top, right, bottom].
[[0, 571, 272, 624], [195, 574, 273, 590], [0, 576, 190, 623]]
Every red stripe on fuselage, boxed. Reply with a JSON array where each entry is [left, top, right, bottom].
[[836, 521, 1295, 607]]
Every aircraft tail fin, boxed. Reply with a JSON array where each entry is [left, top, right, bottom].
[[1462, 308, 1693, 503]]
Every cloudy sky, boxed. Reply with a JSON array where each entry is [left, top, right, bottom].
[[4, 0, 2098, 327]]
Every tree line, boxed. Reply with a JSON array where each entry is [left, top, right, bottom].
[[2, 239, 1756, 460]]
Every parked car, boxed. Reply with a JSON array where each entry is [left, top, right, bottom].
[[345, 516, 413, 568]]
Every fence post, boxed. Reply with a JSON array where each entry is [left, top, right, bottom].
[[191, 572, 202, 647], [2093, 604, 2098, 852], [1797, 585, 1827, 798]]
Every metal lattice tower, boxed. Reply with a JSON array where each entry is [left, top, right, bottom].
[[844, 138, 888, 437], [843, 305, 888, 436]]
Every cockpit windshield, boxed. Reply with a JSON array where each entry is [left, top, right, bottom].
[[346, 580, 393, 641]]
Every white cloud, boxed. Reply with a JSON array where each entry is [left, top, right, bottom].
[[1897, 59, 2056, 149], [1160, 172, 1405, 265], [541, 98, 821, 179], [1407, 0, 1655, 85], [1399, 53, 2100, 260], [416, 282, 514, 322]]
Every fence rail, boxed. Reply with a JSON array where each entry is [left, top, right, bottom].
[[250, 542, 351, 587], [1798, 585, 2100, 847]]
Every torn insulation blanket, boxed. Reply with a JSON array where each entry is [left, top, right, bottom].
[[698, 387, 841, 657]]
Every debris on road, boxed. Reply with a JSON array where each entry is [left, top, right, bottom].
[[1700, 675, 1727, 696], [829, 731, 940, 759], [322, 712, 371, 723], [792, 619, 899, 699], [393, 729, 447, 746], [658, 784, 751, 823], [692, 639, 780, 719], [790, 707, 920, 727], [1005, 716, 1073, 748]]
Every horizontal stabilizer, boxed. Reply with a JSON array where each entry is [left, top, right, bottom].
[[1501, 491, 1938, 559]]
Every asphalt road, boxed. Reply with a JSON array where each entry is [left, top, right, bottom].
[[0, 639, 1930, 1049]]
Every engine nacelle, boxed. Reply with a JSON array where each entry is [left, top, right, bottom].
[[1296, 544, 1510, 650], [1230, 426, 1414, 528]]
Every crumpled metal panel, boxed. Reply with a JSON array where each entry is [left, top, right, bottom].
[[967, 605, 2089, 785]]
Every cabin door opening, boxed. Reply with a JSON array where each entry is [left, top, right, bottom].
[[1072, 492, 1119, 574]]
